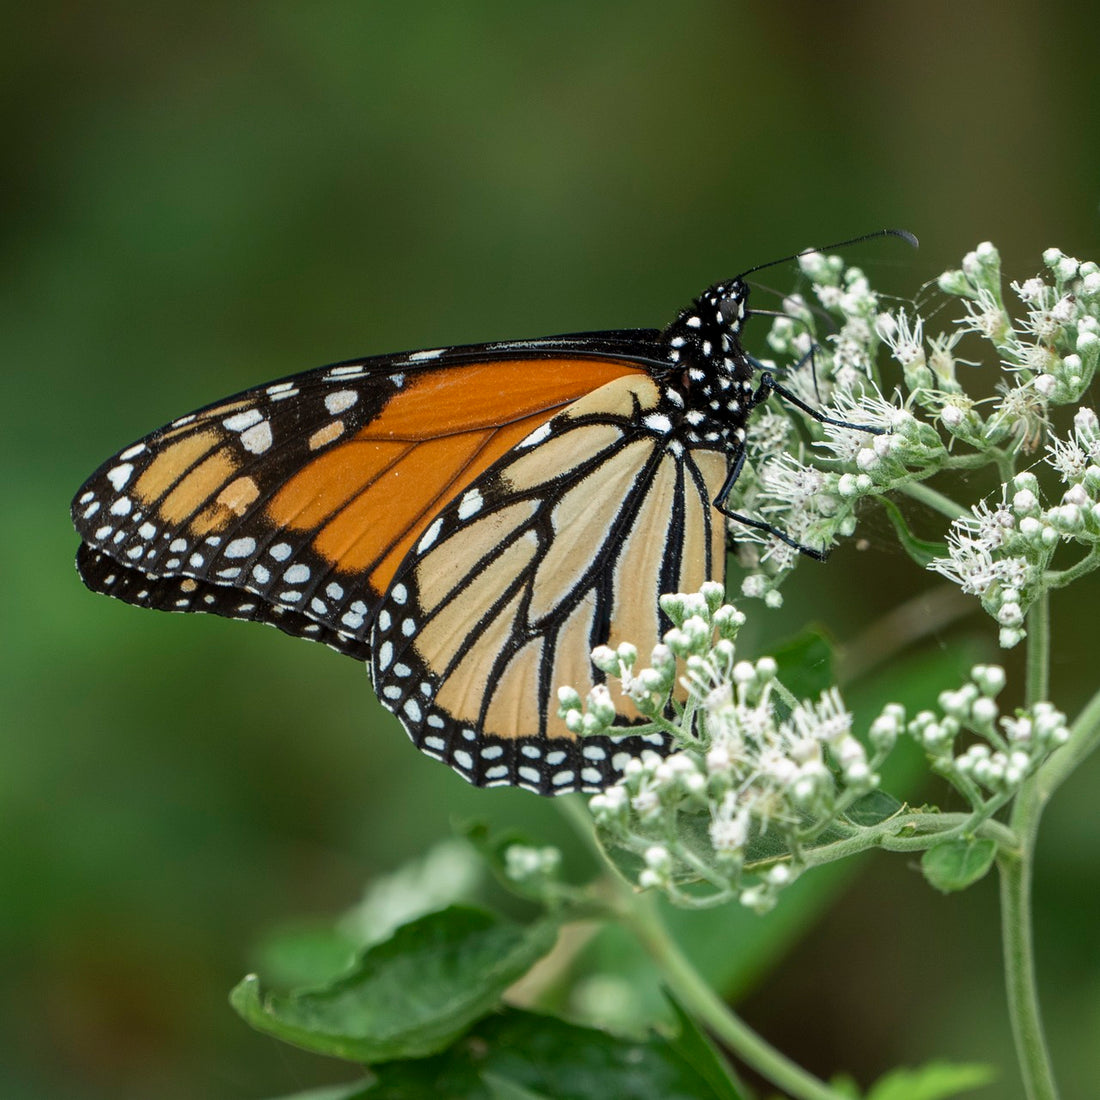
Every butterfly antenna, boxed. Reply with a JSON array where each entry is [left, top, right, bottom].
[[736, 228, 918, 282]]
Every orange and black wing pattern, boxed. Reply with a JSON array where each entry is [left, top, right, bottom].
[[369, 371, 728, 791], [73, 274, 761, 794], [73, 341, 647, 647]]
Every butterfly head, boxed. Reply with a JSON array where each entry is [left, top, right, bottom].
[[657, 277, 757, 446], [662, 277, 752, 368]]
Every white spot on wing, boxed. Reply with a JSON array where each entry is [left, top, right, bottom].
[[223, 409, 263, 431], [225, 537, 257, 559], [408, 348, 445, 361], [518, 422, 552, 449], [107, 464, 133, 490], [325, 389, 359, 414], [240, 421, 273, 454], [458, 488, 482, 520], [417, 517, 443, 553]]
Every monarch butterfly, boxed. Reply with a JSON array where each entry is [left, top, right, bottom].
[[71, 235, 907, 795]]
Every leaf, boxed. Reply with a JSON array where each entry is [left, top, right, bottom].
[[844, 789, 905, 827], [663, 995, 746, 1100], [921, 839, 997, 893], [771, 628, 836, 703], [459, 821, 556, 903], [266, 1083, 373, 1100], [879, 498, 949, 569], [864, 1060, 996, 1099], [359, 1008, 747, 1099], [482, 1074, 554, 1100], [231, 906, 559, 1064], [251, 921, 361, 991]]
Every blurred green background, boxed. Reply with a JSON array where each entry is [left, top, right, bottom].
[[4, 3, 1099, 1098]]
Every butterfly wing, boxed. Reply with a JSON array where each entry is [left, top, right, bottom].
[[369, 372, 730, 794], [71, 334, 663, 660]]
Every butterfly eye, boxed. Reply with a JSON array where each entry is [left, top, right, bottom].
[[718, 286, 747, 326]]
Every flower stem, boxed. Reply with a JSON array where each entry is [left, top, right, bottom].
[[1025, 590, 1050, 708], [998, 593, 1059, 1100], [559, 796, 845, 1100], [1038, 678, 1100, 801], [897, 479, 969, 521], [624, 893, 849, 1100]]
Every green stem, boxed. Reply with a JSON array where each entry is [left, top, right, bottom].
[[797, 811, 1018, 863], [897, 479, 970, 521], [624, 893, 848, 1100], [1025, 591, 1050, 708], [998, 593, 1059, 1100], [1038, 679, 1100, 801], [1044, 546, 1100, 590], [561, 796, 844, 1099]]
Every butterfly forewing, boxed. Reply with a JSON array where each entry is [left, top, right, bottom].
[[72, 346, 652, 662], [369, 374, 729, 794], [75, 542, 375, 660]]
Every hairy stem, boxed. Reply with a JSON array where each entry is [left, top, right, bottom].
[[623, 893, 848, 1100], [897, 479, 970, 521], [999, 593, 1059, 1100]]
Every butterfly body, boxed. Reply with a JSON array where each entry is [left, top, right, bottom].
[[73, 276, 762, 794]]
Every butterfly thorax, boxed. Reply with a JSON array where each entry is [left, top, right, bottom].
[[659, 277, 756, 448]]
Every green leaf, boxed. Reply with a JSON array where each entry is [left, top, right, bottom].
[[879, 498, 949, 568], [663, 996, 746, 1100], [266, 1083, 373, 1100], [359, 1008, 746, 1099], [252, 921, 361, 991], [482, 1074, 553, 1100], [844, 789, 905, 827], [231, 906, 559, 1064], [771, 628, 836, 702], [921, 839, 997, 893], [459, 820, 556, 903], [864, 1060, 996, 1099]]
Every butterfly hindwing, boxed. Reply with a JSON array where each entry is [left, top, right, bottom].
[[369, 373, 730, 794]]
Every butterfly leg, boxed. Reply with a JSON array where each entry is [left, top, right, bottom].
[[713, 444, 829, 561], [749, 370, 886, 435]]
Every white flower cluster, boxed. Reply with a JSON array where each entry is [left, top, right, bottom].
[[730, 242, 1100, 647], [503, 844, 563, 885], [891, 664, 1069, 802], [581, 588, 884, 913], [558, 582, 743, 732], [930, 406, 1100, 646]]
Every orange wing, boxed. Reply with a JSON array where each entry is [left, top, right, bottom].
[[72, 353, 649, 657]]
